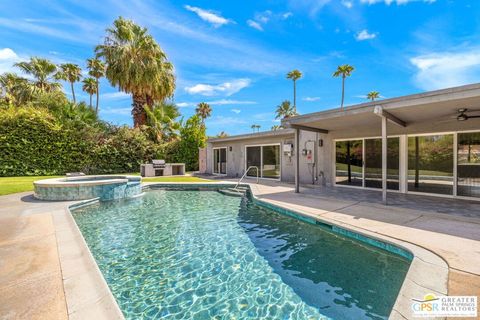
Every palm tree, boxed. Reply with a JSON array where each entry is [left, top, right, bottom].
[[271, 125, 282, 131], [367, 91, 380, 101], [251, 124, 256, 133], [217, 131, 229, 138], [56, 63, 82, 103], [14, 57, 61, 92], [144, 101, 181, 142], [86, 58, 105, 114], [82, 77, 97, 108], [195, 102, 212, 123], [275, 100, 297, 119], [95, 17, 176, 127], [0, 73, 35, 106], [286, 69, 302, 113], [332, 64, 355, 110], [256, 125, 261, 132]]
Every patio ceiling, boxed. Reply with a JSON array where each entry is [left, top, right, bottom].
[[283, 83, 480, 136]]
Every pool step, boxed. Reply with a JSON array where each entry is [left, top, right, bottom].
[[218, 189, 245, 197]]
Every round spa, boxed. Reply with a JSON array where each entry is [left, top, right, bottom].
[[34, 175, 142, 201]]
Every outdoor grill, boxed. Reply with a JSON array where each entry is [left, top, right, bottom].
[[152, 159, 166, 169]]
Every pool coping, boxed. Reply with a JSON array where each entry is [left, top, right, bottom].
[[59, 182, 449, 320]]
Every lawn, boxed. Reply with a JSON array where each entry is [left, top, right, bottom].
[[0, 175, 214, 196]]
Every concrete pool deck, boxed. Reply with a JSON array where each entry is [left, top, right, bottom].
[[0, 180, 478, 319]]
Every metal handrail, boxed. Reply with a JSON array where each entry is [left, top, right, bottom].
[[234, 166, 259, 189]]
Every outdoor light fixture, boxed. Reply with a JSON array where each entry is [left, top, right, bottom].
[[318, 139, 323, 147], [229, 146, 232, 152]]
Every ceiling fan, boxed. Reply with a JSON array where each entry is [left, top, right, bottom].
[[456, 108, 480, 121]]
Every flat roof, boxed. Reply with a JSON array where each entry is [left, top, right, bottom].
[[208, 129, 295, 143], [282, 82, 480, 134]]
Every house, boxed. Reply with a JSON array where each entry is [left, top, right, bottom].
[[202, 83, 480, 201]]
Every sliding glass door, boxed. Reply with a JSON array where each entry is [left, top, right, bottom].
[[408, 135, 454, 195], [335, 140, 363, 186], [246, 145, 280, 179], [364, 138, 400, 190], [213, 148, 227, 175], [457, 132, 480, 198]]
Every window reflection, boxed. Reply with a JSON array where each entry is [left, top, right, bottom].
[[457, 132, 480, 198], [336, 140, 363, 187]]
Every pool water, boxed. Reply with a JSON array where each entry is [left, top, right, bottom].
[[72, 189, 410, 320]]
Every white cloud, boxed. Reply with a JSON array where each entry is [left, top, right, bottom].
[[247, 19, 263, 31], [185, 79, 251, 96], [231, 109, 241, 114], [207, 115, 247, 126], [282, 12, 293, 19], [410, 50, 480, 90], [360, 0, 435, 5], [101, 107, 131, 116], [0, 48, 22, 74], [355, 29, 377, 41], [184, 5, 233, 27], [342, 1, 353, 8], [100, 92, 131, 100], [303, 96, 321, 102], [176, 99, 256, 108]]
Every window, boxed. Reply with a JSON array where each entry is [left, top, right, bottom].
[[213, 148, 227, 174], [246, 145, 280, 179], [457, 132, 480, 198], [335, 140, 363, 186], [408, 135, 454, 195]]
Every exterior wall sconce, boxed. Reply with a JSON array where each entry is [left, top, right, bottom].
[[318, 139, 323, 147]]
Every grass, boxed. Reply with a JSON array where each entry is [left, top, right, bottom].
[[0, 175, 214, 196]]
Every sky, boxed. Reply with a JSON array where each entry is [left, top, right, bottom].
[[0, 0, 479, 136]]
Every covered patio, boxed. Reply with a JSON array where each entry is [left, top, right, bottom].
[[283, 83, 480, 203]]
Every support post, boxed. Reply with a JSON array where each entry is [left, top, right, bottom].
[[382, 116, 387, 205], [295, 128, 300, 193]]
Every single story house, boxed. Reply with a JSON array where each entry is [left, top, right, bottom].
[[201, 83, 480, 201]]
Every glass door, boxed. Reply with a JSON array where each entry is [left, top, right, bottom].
[[246, 146, 261, 177], [262, 145, 280, 179], [457, 132, 480, 198], [213, 148, 227, 174], [364, 138, 400, 190], [335, 140, 363, 186]]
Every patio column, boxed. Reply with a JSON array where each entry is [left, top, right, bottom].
[[382, 116, 387, 205], [295, 127, 300, 193]]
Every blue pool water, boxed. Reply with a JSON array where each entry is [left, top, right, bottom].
[[72, 189, 411, 320]]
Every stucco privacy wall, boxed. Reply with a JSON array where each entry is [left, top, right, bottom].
[[207, 130, 334, 185]]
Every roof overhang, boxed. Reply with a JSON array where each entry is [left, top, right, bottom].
[[282, 83, 480, 136], [208, 129, 295, 143]]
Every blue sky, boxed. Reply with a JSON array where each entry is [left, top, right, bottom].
[[0, 0, 479, 135]]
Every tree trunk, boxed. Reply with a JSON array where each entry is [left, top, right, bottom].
[[95, 78, 99, 114], [71, 82, 76, 104], [132, 93, 148, 127], [293, 80, 297, 114], [89, 94, 92, 108], [341, 76, 345, 110]]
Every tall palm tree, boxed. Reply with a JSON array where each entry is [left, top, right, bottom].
[[0, 73, 35, 106], [275, 100, 297, 119], [286, 69, 302, 113], [256, 124, 261, 132], [195, 102, 212, 123], [82, 77, 97, 108], [86, 58, 105, 114], [217, 131, 229, 138], [251, 124, 256, 133], [14, 57, 61, 92], [57, 63, 82, 103], [95, 17, 176, 127], [144, 101, 181, 142], [332, 64, 355, 110], [367, 91, 380, 101]]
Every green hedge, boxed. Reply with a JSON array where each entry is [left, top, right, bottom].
[[0, 106, 162, 176]]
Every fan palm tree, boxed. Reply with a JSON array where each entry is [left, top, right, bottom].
[[95, 17, 176, 127], [271, 125, 282, 131], [195, 102, 212, 123], [217, 131, 229, 138], [367, 91, 380, 101], [144, 101, 181, 142], [0, 73, 35, 106], [82, 77, 98, 108], [14, 57, 61, 92], [275, 100, 297, 119], [332, 64, 355, 110], [286, 69, 302, 113], [56, 63, 82, 103], [86, 58, 105, 114]]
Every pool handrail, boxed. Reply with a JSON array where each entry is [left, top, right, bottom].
[[234, 166, 259, 189]]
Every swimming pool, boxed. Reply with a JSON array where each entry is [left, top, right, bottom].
[[72, 188, 411, 319]]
